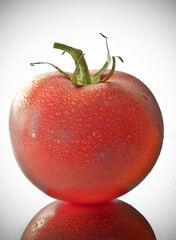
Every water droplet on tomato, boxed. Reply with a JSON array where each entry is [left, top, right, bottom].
[[93, 130, 102, 138], [49, 129, 54, 135], [31, 130, 36, 138], [33, 223, 38, 228], [71, 101, 76, 105], [65, 110, 70, 115], [56, 138, 61, 144], [56, 112, 62, 116], [77, 118, 82, 122], [82, 139, 87, 144], [71, 108, 77, 113]]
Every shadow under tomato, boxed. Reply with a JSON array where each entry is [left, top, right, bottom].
[[21, 199, 156, 240]]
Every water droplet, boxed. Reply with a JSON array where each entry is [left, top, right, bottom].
[[71, 101, 76, 105], [82, 139, 87, 144], [56, 138, 61, 144], [86, 145, 90, 150], [56, 112, 62, 116], [31, 130, 36, 138], [49, 129, 54, 135], [93, 130, 102, 138], [104, 101, 110, 106], [65, 110, 70, 115], [100, 107, 105, 112], [33, 223, 38, 228], [77, 118, 82, 122]]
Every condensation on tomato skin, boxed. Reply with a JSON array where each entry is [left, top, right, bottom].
[[92, 130, 102, 139], [31, 219, 46, 235], [10, 71, 163, 204], [33, 223, 38, 228]]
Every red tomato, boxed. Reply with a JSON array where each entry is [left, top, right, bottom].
[[9, 70, 163, 203], [21, 199, 156, 240], [9, 37, 163, 203]]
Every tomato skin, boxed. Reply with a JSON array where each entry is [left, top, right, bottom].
[[21, 199, 156, 240], [9, 70, 163, 203]]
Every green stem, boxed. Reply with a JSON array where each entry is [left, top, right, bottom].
[[90, 33, 111, 84], [100, 56, 123, 83], [53, 43, 91, 85], [30, 34, 123, 86], [30, 62, 72, 79]]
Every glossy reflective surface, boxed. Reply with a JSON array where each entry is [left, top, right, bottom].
[[21, 199, 156, 240], [9, 71, 163, 203]]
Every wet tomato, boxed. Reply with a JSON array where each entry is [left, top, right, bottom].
[[9, 35, 163, 203], [21, 199, 156, 240]]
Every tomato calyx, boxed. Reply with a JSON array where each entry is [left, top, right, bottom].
[[30, 34, 123, 86]]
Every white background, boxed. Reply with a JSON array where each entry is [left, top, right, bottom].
[[1, 0, 176, 239]]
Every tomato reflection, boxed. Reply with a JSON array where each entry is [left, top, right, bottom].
[[21, 199, 156, 240]]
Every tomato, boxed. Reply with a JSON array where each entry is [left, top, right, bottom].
[[21, 199, 156, 240], [9, 35, 163, 203]]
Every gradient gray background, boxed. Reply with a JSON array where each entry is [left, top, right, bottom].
[[1, 0, 176, 239]]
